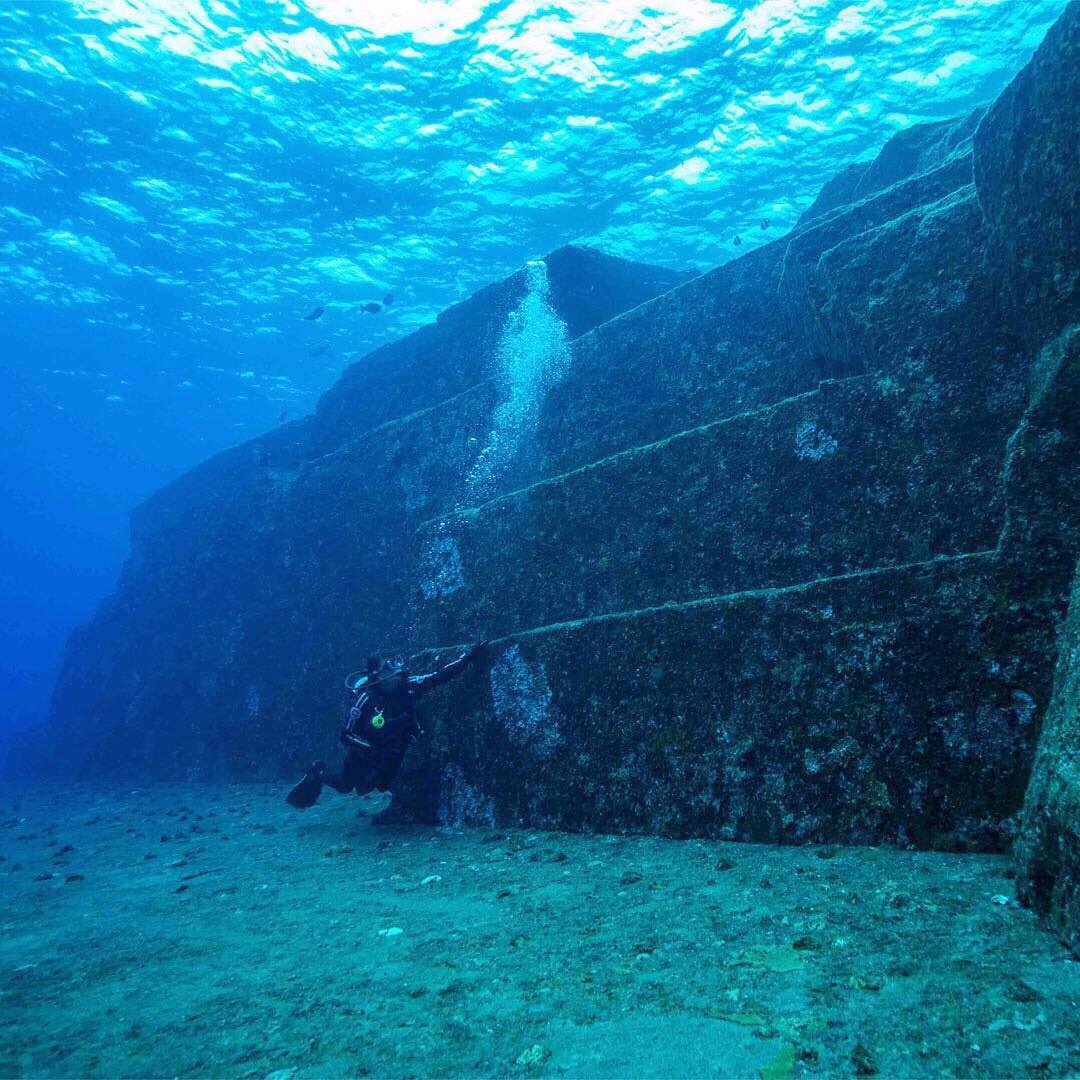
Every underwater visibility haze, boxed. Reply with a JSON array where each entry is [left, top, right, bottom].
[[2, 1, 1080, 1077]]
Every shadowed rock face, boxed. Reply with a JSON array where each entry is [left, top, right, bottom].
[[1018, 559, 1080, 956], [25, 8, 1079, 867], [36, 246, 694, 783]]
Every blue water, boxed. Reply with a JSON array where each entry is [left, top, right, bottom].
[[0, 0, 1068, 737]]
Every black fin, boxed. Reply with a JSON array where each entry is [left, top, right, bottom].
[[286, 767, 324, 809]]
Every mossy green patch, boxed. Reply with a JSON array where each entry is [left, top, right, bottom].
[[760, 1043, 796, 1080], [738, 946, 806, 973]]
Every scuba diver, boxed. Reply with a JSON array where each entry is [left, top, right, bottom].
[[286, 643, 487, 809]]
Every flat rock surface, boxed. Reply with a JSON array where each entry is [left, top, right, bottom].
[[1, 783, 1078, 1079]]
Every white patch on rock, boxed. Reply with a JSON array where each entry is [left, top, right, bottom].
[[490, 644, 559, 757], [795, 420, 838, 460], [419, 534, 464, 599]]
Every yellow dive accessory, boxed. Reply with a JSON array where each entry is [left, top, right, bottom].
[[371, 709, 386, 730]]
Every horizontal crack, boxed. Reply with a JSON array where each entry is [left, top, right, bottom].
[[415, 549, 997, 657], [418, 372, 877, 532], [294, 380, 492, 475]]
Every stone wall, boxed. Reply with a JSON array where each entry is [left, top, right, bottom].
[[23, 6, 1080, 860]]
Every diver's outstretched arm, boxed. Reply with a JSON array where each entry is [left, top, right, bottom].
[[409, 641, 487, 693]]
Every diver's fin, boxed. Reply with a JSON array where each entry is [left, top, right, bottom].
[[286, 762, 325, 809]]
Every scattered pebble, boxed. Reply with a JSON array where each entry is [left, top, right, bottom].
[[264, 1067, 298, 1080], [516, 1043, 550, 1068], [322, 844, 353, 858]]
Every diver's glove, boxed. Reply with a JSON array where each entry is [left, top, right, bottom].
[[468, 640, 490, 660]]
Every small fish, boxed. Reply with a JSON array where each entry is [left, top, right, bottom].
[[303, 306, 325, 321], [279, 409, 288, 423], [362, 302, 382, 314], [760, 219, 770, 230], [310, 343, 329, 357], [382, 292, 394, 307], [733, 234, 742, 246]]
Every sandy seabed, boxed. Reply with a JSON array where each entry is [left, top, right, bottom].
[[1, 782, 1078, 1079]]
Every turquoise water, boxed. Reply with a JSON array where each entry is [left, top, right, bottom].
[[1, 0, 1066, 356]]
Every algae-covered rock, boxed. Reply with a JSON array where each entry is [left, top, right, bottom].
[[1016, 560, 1080, 956], [395, 554, 1037, 848], [973, 0, 1079, 348], [16, 6, 1080, 859]]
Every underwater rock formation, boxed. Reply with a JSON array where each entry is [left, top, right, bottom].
[[1017, 559, 1080, 956], [29, 6, 1079, 885], [38, 246, 692, 781]]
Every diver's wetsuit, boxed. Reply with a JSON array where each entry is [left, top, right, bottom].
[[287, 646, 483, 808]]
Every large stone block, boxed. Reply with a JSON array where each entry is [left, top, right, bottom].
[[974, 0, 1079, 348], [535, 141, 1002, 489], [415, 372, 1009, 645], [393, 554, 1037, 850], [798, 108, 982, 226]]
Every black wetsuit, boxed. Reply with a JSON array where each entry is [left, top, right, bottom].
[[288, 647, 480, 808]]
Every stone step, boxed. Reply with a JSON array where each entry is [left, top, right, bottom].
[[530, 150, 978, 487], [393, 550, 1036, 849], [414, 371, 1014, 645]]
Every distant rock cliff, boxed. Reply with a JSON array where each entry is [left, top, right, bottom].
[[30, 4, 1078, 891]]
